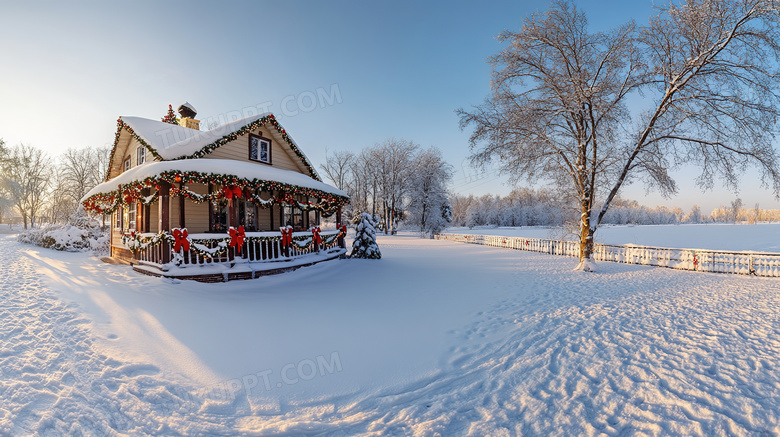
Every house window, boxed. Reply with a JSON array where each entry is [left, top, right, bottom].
[[137, 147, 146, 165], [127, 203, 137, 231], [249, 135, 271, 164], [283, 205, 303, 230], [125, 202, 136, 231], [123, 157, 131, 172], [239, 199, 256, 231], [210, 202, 229, 233], [114, 208, 123, 231]]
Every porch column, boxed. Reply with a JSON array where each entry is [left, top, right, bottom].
[[179, 182, 186, 229], [269, 191, 274, 230], [336, 207, 345, 249], [142, 188, 151, 232], [158, 182, 171, 264]]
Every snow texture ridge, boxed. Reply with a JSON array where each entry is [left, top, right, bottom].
[[3, 229, 779, 435]]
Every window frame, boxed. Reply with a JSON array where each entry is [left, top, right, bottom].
[[248, 134, 272, 165], [137, 146, 146, 165], [123, 156, 131, 172]]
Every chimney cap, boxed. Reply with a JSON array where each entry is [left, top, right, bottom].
[[177, 102, 197, 119]]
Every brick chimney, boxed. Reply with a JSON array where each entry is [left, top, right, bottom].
[[177, 102, 200, 130]]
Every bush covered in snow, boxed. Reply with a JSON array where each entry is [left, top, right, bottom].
[[17, 211, 109, 254]]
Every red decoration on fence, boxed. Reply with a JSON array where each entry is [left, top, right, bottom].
[[229, 226, 246, 253], [280, 226, 293, 248], [172, 228, 190, 252], [311, 226, 322, 246], [338, 224, 347, 235], [693, 254, 699, 269]]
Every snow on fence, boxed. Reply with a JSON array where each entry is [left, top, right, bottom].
[[435, 233, 780, 277]]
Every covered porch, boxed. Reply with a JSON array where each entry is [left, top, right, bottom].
[[82, 160, 349, 281]]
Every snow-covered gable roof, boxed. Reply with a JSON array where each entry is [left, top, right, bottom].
[[106, 113, 320, 181]]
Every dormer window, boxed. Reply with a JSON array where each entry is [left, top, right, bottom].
[[123, 157, 131, 172], [249, 134, 271, 164], [137, 146, 146, 165]]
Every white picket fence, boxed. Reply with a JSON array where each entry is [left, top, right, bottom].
[[435, 233, 780, 277]]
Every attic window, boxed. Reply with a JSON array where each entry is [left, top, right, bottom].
[[123, 157, 131, 172], [137, 146, 146, 165], [249, 134, 271, 164]]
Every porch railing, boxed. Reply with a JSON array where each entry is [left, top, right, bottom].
[[435, 233, 780, 277], [132, 230, 344, 269]]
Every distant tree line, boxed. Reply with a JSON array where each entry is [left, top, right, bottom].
[[450, 189, 780, 228], [0, 138, 109, 229], [320, 139, 453, 236]]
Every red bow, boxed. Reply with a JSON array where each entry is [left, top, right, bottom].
[[172, 228, 190, 252], [222, 185, 243, 200], [229, 226, 246, 253], [280, 226, 293, 248], [311, 226, 322, 245], [338, 224, 347, 235]]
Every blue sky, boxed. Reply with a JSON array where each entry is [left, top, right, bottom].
[[1, 0, 777, 213]]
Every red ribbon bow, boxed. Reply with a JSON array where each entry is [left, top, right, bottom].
[[229, 226, 246, 253], [222, 185, 243, 200], [280, 226, 293, 248], [338, 224, 347, 235], [172, 228, 190, 252], [311, 226, 322, 245]]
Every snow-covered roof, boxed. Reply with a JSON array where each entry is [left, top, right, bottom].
[[108, 113, 321, 180], [83, 159, 346, 201], [122, 114, 266, 160]]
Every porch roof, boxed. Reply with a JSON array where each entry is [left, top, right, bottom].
[[83, 159, 347, 201]]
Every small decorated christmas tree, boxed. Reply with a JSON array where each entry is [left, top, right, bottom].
[[350, 212, 381, 259], [161, 104, 179, 125]]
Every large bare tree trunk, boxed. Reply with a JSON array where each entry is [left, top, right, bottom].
[[576, 193, 597, 271]]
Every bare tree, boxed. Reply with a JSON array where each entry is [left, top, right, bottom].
[[61, 146, 111, 204], [320, 148, 355, 192], [407, 147, 453, 237], [46, 166, 77, 224], [376, 139, 418, 234], [459, 0, 780, 270], [1, 144, 52, 229]]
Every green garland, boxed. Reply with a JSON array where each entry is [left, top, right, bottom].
[[83, 170, 348, 216], [105, 113, 320, 182], [105, 118, 165, 181]]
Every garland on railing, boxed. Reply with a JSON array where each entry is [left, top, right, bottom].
[[122, 227, 345, 260], [83, 170, 348, 216], [105, 113, 319, 182]]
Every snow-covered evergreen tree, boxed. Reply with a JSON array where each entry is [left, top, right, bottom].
[[350, 212, 381, 259]]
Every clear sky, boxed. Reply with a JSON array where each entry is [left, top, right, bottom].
[[1, 0, 778, 214]]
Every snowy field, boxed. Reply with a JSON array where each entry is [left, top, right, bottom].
[[445, 222, 780, 252], [2, 227, 779, 435]]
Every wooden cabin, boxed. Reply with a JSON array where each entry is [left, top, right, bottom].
[[82, 104, 349, 282]]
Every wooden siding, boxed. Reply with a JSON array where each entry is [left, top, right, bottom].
[[183, 183, 209, 233], [203, 128, 307, 175], [108, 132, 133, 180], [149, 204, 159, 232]]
